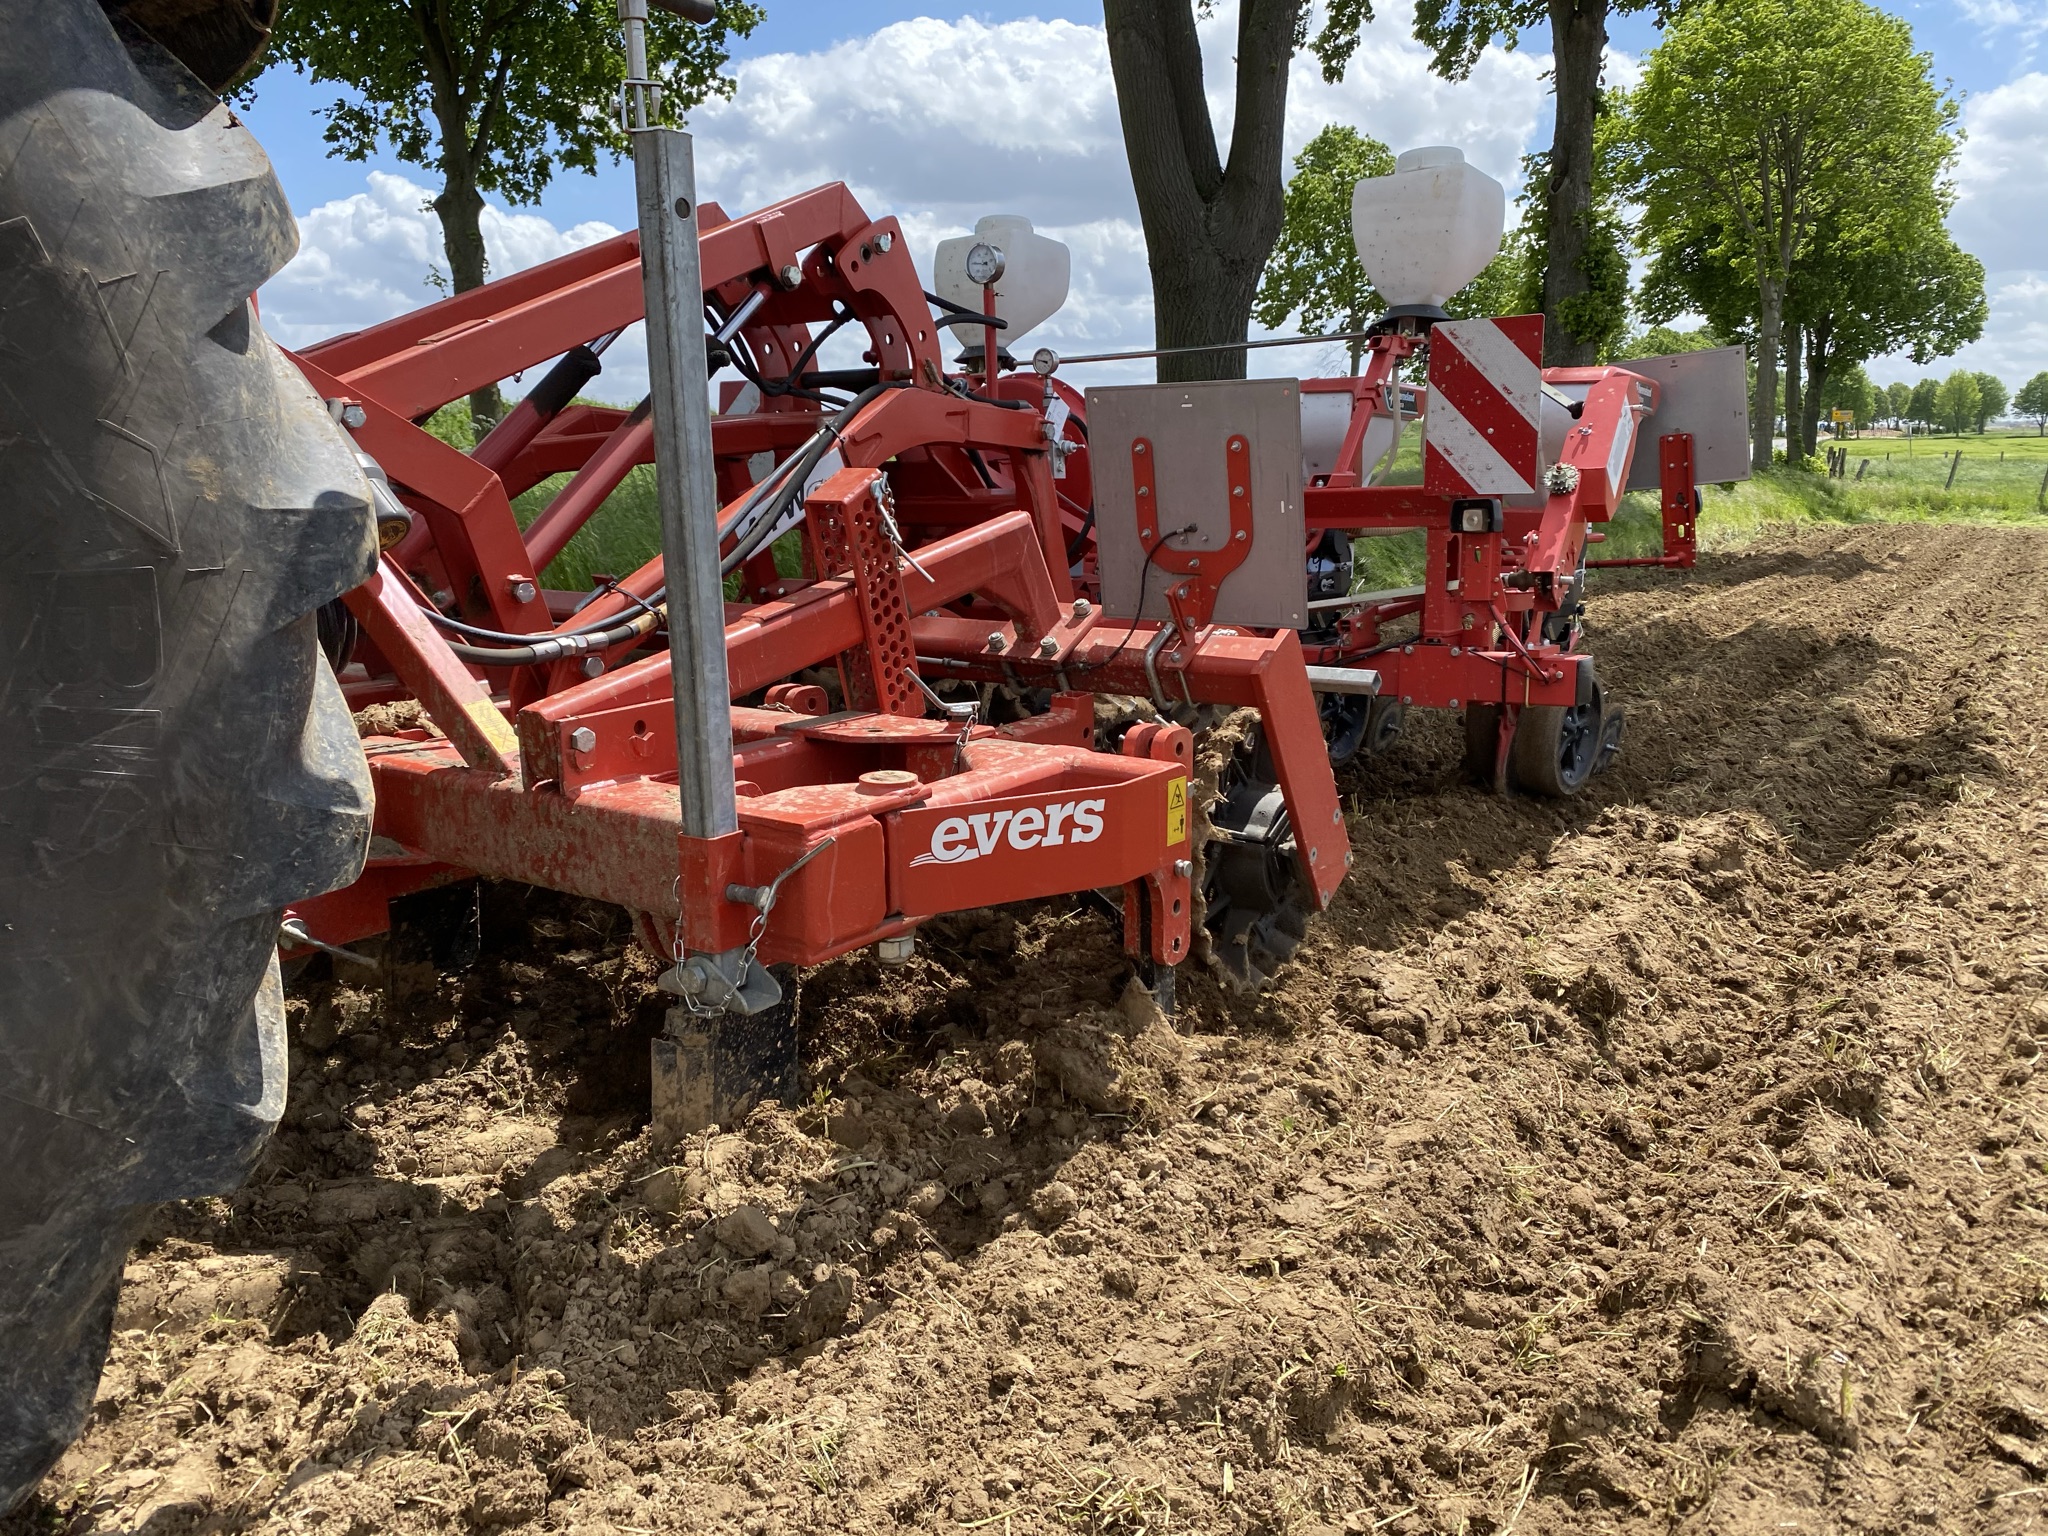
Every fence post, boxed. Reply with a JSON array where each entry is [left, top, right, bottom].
[[2038, 464, 2047, 511], [1856, 458, 1869, 481], [1945, 452, 1962, 490]]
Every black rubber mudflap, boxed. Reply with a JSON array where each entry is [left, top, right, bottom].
[[0, 0, 377, 1508]]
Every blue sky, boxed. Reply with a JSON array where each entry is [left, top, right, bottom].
[[245, 2, 2048, 401]]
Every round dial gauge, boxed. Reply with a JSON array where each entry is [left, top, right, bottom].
[[964, 241, 1006, 286]]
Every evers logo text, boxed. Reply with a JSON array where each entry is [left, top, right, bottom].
[[909, 799, 1106, 867]]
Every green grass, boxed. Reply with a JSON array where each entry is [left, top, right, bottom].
[[512, 465, 664, 595], [1818, 429, 2048, 512], [1348, 424, 2048, 590]]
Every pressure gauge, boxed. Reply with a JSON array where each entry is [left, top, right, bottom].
[[964, 241, 1006, 286], [1031, 347, 1060, 376]]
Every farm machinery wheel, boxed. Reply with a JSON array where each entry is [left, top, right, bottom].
[[1322, 693, 1405, 768], [0, 0, 377, 1509], [1200, 726, 1314, 991], [1462, 670, 1624, 799]]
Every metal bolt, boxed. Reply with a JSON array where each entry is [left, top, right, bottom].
[[1332, 807, 1342, 824], [570, 727, 597, 753], [875, 231, 894, 253], [1403, 644, 1414, 655], [581, 657, 605, 678], [1037, 635, 1059, 657], [779, 262, 803, 288], [1309, 848, 1319, 863], [340, 403, 367, 430], [1450, 697, 1460, 707], [875, 933, 916, 966], [986, 631, 1007, 653], [1450, 646, 1461, 657], [1402, 695, 1412, 705], [1071, 597, 1092, 619], [1173, 859, 1193, 878], [509, 577, 537, 604]]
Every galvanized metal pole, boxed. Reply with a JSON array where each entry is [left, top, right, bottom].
[[633, 125, 737, 844]]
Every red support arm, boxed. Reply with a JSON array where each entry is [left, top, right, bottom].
[[342, 556, 523, 780]]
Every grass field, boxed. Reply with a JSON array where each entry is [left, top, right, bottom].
[[1349, 424, 2048, 589], [511, 466, 664, 595], [492, 411, 2048, 600]]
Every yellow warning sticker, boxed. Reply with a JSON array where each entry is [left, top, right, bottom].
[[1166, 776, 1189, 845]]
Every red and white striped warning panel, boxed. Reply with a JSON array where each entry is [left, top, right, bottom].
[[1423, 314, 1543, 497]]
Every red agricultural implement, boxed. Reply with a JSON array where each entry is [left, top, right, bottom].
[[281, 50, 1746, 1126]]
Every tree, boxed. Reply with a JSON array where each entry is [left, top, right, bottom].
[[1817, 361, 1874, 429], [1973, 372, 2008, 432], [1380, 0, 1673, 367], [1255, 127, 1395, 374], [1783, 224, 1983, 455], [1934, 369, 1979, 437], [2016, 371, 2048, 436], [1102, 0, 1310, 381], [1611, 324, 1722, 361], [1909, 377, 1939, 431], [1622, 0, 1960, 471], [1444, 238, 1540, 322], [261, 0, 762, 429], [1106, 0, 1633, 382], [1886, 380, 1911, 424]]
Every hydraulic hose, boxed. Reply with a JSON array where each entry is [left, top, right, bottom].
[[442, 381, 908, 665]]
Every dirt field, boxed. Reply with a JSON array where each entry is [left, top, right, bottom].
[[9, 521, 2048, 1536]]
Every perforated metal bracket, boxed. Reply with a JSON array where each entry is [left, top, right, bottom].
[[1130, 432, 1255, 632]]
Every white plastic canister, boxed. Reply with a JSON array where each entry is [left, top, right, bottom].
[[1350, 147, 1507, 310], [932, 215, 1072, 348]]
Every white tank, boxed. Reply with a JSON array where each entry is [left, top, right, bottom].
[[1350, 147, 1506, 310], [933, 214, 1072, 348]]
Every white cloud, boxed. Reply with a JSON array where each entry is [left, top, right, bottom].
[[259, 170, 646, 396], [1949, 72, 2048, 274], [1868, 72, 2048, 388]]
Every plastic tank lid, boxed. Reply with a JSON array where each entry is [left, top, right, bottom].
[[1394, 146, 1467, 173]]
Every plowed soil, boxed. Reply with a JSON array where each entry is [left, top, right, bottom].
[[9, 522, 2048, 1536]]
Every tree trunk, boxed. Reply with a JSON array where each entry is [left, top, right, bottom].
[[1802, 346, 1828, 459], [1753, 273, 1781, 472], [1539, 0, 1609, 368], [1103, 0, 1301, 383], [434, 168, 502, 434], [1782, 324, 1802, 467]]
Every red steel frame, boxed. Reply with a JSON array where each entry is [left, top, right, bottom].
[[284, 177, 1697, 979], [284, 183, 1327, 975]]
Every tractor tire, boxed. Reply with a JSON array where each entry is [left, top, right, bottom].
[[0, 0, 377, 1509]]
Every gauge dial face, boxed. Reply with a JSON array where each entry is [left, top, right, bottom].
[[964, 241, 1006, 286]]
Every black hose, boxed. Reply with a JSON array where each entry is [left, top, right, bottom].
[[442, 383, 909, 665], [924, 289, 1007, 330], [446, 610, 660, 668], [719, 380, 909, 576]]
